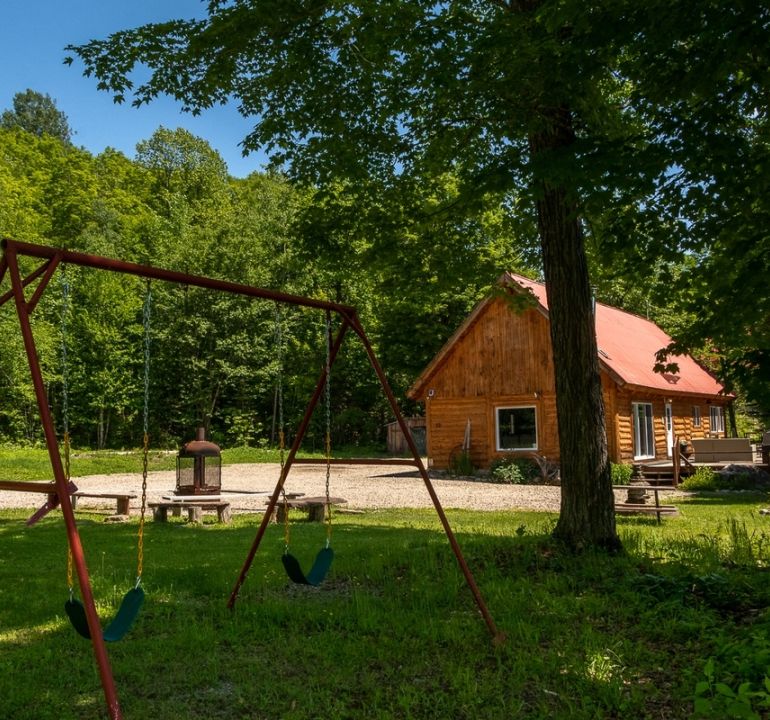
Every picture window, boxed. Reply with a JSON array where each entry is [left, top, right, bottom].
[[496, 406, 538, 451]]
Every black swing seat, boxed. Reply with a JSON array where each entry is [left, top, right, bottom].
[[65, 586, 144, 642], [282, 547, 334, 586]]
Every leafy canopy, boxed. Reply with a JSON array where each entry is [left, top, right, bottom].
[[66, 2, 672, 207], [1, 89, 73, 145]]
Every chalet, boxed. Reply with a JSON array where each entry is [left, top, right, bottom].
[[407, 273, 730, 469]]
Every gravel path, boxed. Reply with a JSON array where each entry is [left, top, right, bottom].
[[1, 463, 565, 514]]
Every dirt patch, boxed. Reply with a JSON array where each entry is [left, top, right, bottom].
[[1, 463, 564, 514]]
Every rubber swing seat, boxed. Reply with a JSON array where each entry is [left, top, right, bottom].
[[282, 547, 334, 586], [65, 586, 145, 642]]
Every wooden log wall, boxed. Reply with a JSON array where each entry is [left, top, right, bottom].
[[425, 299, 555, 399], [614, 389, 730, 463], [418, 296, 731, 468], [422, 300, 556, 469]]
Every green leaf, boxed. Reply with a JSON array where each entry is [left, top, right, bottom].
[[693, 697, 712, 715], [716, 682, 736, 698], [694, 681, 711, 696]]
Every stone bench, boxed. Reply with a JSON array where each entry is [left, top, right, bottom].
[[72, 492, 137, 516], [271, 496, 348, 522], [148, 501, 232, 524]]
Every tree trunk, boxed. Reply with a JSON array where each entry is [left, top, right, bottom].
[[529, 107, 620, 552], [97, 406, 108, 450]]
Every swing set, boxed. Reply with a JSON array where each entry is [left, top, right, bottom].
[[0, 238, 503, 720]]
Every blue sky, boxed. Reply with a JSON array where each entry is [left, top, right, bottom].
[[1, 0, 266, 178]]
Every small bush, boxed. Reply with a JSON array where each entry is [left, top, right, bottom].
[[693, 656, 770, 719], [611, 463, 633, 485], [681, 466, 769, 492], [681, 466, 718, 491], [489, 456, 541, 484]]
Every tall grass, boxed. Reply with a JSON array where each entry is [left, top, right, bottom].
[[2, 493, 770, 719]]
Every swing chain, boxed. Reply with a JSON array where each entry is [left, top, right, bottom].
[[60, 266, 71, 476], [65, 431, 74, 596], [136, 427, 147, 587], [276, 305, 284, 471], [67, 540, 74, 600], [275, 305, 290, 553], [324, 310, 332, 546], [60, 266, 75, 595], [142, 281, 152, 437], [136, 281, 152, 587]]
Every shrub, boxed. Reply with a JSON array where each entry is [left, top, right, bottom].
[[489, 456, 541, 484], [681, 466, 718, 491], [681, 466, 770, 492], [611, 463, 633, 485], [693, 656, 770, 719]]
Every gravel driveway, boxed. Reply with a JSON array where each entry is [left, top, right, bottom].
[[1, 463, 564, 514]]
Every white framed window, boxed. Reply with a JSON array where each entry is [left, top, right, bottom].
[[632, 402, 655, 459], [496, 406, 538, 451], [710, 406, 725, 434], [692, 406, 701, 428]]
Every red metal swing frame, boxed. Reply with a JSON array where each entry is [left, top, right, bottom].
[[0, 238, 503, 720]]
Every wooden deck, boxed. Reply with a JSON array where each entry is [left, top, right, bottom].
[[642, 456, 768, 486]]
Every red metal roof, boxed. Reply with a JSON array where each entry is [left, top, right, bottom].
[[507, 273, 725, 397]]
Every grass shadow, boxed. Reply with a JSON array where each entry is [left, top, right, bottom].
[[675, 492, 768, 507], [2, 502, 770, 719]]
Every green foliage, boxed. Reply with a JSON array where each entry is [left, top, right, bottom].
[[489, 456, 541, 485], [611, 463, 633, 485], [693, 657, 770, 720], [0, 89, 72, 144], [583, 3, 770, 422], [295, 176, 527, 395], [0, 126, 335, 447], [681, 467, 769, 493], [0, 115, 528, 452], [681, 467, 719, 492]]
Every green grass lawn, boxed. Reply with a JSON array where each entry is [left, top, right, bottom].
[[0, 444, 389, 481], [2, 492, 770, 719]]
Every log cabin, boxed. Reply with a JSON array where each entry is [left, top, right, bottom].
[[407, 273, 730, 470]]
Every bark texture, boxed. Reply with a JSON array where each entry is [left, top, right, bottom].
[[530, 108, 620, 551]]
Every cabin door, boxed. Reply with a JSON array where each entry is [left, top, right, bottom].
[[664, 402, 674, 457]]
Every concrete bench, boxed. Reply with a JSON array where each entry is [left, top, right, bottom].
[[272, 496, 348, 522], [148, 501, 231, 524], [72, 492, 137, 515]]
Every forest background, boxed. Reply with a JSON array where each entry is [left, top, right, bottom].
[[0, 90, 767, 453]]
